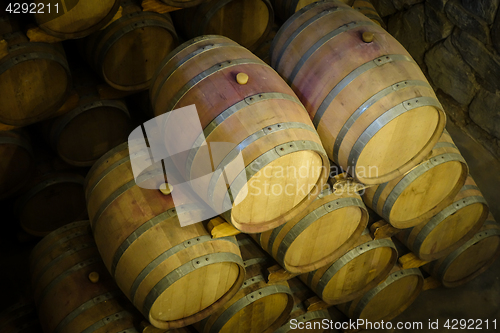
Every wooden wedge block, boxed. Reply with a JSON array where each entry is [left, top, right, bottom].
[[398, 252, 430, 269], [370, 220, 402, 239], [304, 296, 330, 312], [142, 0, 182, 13], [207, 217, 241, 238], [26, 26, 65, 43], [266, 264, 299, 283]]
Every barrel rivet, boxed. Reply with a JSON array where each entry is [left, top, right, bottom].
[[236, 73, 249, 85]]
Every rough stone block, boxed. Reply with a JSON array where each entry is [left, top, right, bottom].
[[436, 90, 470, 127], [451, 29, 500, 91], [493, 9, 500, 54], [425, 3, 454, 45], [388, 4, 428, 65], [425, 38, 478, 105], [445, 0, 490, 45], [426, 0, 450, 11], [462, 0, 500, 24], [371, 0, 397, 17], [469, 89, 500, 139], [392, 0, 424, 10]]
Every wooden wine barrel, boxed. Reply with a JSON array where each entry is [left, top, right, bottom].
[[85, 5, 178, 91], [34, 0, 121, 39], [30, 220, 175, 333], [274, 278, 332, 333], [363, 131, 468, 229], [43, 96, 132, 167], [160, 0, 207, 7], [253, 25, 278, 65], [352, 0, 385, 28], [0, 123, 17, 131], [194, 235, 294, 333], [270, 0, 446, 184], [301, 229, 397, 304], [0, 32, 71, 127], [0, 301, 41, 333], [16, 172, 87, 237], [86, 143, 246, 329], [336, 266, 423, 325], [397, 176, 489, 261], [150, 35, 329, 233], [424, 216, 500, 288], [0, 131, 35, 200], [273, 0, 382, 25], [172, 0, 274, 51], [253, 186, 368, 273]]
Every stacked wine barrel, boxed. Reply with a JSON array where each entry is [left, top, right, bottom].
[[0, 0, 498, 332]]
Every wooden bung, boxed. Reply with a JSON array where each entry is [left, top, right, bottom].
[[150, 35, 329, 234], [270, 0, 446, 185], [85, 142, 245, 329], [88, 272, 100, 283], [159, 182, 173, 195], [236, 72, 249, 85], [300, 228, 397, 305], [362, 31, 374, 43]]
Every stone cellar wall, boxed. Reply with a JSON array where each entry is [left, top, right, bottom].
[[371, 0, 500, 158]]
